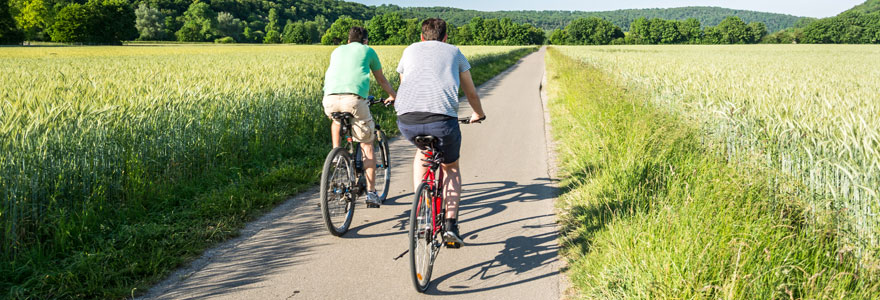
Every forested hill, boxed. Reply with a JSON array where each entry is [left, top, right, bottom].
[[844, 0, 880, 14], [374, 5, 804, 33]]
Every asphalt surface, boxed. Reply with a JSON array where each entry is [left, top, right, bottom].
[[140, 48, 561, 300]]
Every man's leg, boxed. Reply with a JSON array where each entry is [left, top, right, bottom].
[[330, 121, 341, 148], [360, 143, 376, 191], [441, 161, 461, 219], [412, 150, 428, 191]]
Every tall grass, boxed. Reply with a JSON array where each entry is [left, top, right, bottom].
[[546, 47, 879, 299], [0, 44, 536, 299], [553, 45, 880, 257]]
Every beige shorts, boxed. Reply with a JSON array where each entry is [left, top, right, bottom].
[[323, 94, 376, 143]]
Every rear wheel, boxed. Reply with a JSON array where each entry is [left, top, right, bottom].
[[320, 147, 356, 236], [373, 130, 391, 203], [409, 183, 436, 292]]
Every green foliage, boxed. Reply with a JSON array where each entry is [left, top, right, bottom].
[[366, 12, 418, 45], [263, 29, 280, 43], [135, 4, 165, 40], [215, 11, 243, 41], [800, 11, 880, 44], [9, 0, 48, 40], [320, 15, 361, 45], [846, 0, 880, 14], [563, 17, 623, 45], [214, 36, 233, 43], [377, 5, 803, 33], [0, 0, 24, 44], [175, 2, 216, 42], [548, 28, 566, 45], [50, 0, 136, 44]]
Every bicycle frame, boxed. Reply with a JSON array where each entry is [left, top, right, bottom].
[[419, 148, 445, 237]]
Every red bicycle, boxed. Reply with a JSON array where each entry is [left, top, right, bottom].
[[408, 117, 484, 292]]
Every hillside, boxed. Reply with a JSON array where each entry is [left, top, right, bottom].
[[375, 5, 804, 33], [844, 0, 880, 14]]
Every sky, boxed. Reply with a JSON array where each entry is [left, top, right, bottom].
[[349, 0, 867, 18]]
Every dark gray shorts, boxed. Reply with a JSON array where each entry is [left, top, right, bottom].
[[398, 119, 461, 164]]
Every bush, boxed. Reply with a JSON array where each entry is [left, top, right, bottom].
[[214, 36, 234, 43]]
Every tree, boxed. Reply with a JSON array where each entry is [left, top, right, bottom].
[[679, 18, 702, 44], [0, 0, 23, 44], [565, 17, 623, 45], [49, 2, 94, 43], [717, 16, 749, 44], [548, 28, 566, 44], [747, 22, 767, 43], [264, 7, 280, 43], [282, 21, 308, 44], [303, 20, 320, 43], [215, 11, 243, 41], [50, 0, 136, 44], [9, 0, 46, 40], [320, 16, 362, 45], [175, 2, 215, 42], [135, 4, 164, 40]]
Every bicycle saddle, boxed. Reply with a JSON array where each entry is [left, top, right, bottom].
[[413, 135, 438, 150], [331, 112, 354, 120]]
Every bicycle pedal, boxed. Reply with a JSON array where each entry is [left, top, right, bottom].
[[366, 203, 380, 208], [445, 242, 462, 249]]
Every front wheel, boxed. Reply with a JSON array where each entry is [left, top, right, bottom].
[[373, 130, 391, 203], [409, 183, 436, 292], [320, 147, 356, 236]]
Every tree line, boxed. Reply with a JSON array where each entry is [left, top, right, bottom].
[[377, 5, 802, 33], [549, 16, 768, 45], [764, 11, 880, 44]]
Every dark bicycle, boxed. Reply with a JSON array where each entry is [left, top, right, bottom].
[[408, 116, 485, 292], [319, 96, 392, 237]]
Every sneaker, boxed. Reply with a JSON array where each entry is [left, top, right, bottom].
[[443, 224, 464, 248], [365, 191, 380, 207]]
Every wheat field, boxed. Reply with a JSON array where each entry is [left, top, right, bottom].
[[555, 45, 880, 253], [0, 44, 529, 258]]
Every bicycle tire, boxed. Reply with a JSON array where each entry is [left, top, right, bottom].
[[409, 182, 436, 292], [374, 130, 391, 202], [320, 147, 356, 236]]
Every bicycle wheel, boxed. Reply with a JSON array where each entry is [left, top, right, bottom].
[[409, 182, 437, 292], [320, 147, 356, 236], [374, 130, 391, 202]]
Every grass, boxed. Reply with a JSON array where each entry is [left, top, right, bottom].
[[546, 47, 880, 299], [0, 44, 537, 299]]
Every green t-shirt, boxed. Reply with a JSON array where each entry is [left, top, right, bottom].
[[323, 42, 382, 99]]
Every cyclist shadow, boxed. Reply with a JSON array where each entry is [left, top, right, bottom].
[[426, 178, 560, 295], [426, 223, 560, 295]]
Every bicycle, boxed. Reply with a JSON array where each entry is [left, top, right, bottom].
[[408, 116, 485, 292], [319, 96, 392, 237]]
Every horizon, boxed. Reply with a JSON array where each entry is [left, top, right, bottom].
[[352, 0, 867, 18]]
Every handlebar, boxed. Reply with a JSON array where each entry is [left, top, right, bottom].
[[458, 116, 486, 124], [367, 95, 393, 107]]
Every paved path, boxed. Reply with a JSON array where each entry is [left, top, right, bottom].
[[141, 48, 561, 300]]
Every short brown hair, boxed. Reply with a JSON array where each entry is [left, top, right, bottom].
[[421, 18, 447, 41], [348, 26, 368, 43]]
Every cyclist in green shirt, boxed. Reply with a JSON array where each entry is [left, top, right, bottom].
[[322, 26, 397, 206]]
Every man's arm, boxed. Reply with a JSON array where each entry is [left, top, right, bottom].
[[372, 69, 397, 102], [459, 70, 485, 122]]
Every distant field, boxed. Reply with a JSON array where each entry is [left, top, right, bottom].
[[0, 44, 535, 299], [547, 45, 880, 298], [555, 45, 880, 250]]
